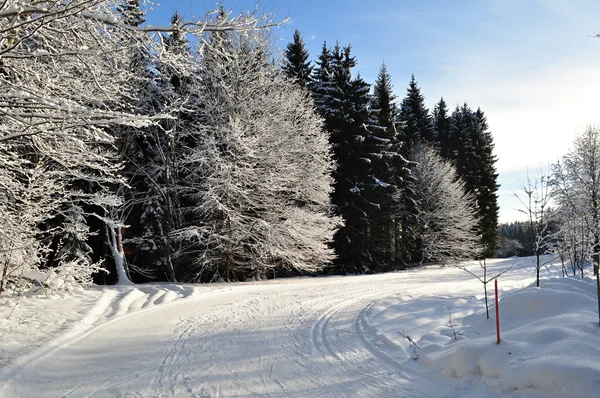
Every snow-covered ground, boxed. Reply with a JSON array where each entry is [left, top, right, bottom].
[[0, 257, 598, 397]]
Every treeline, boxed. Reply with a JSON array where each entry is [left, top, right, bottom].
[[283, 31, 499, 273], [497, 222, 537, 257], [511, 126, 600, 282], [0, 1, 499, 292]]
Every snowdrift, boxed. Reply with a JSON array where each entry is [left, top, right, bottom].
[[368, 276, 600, 398]]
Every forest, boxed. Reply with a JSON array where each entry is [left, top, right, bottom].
[[0, 0, 598, 293]]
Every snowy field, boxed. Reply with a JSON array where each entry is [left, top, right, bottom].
[[0, 256, 598, 397]]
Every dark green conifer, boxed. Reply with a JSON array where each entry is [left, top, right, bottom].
[[397, 74, 434, 157], [117, 0, 146, 26], [433, 97, 451, 159], [283, 30, 313, 87], [312, 43, 390, 273], [396, 75, 433, 264], [473, 108, 500, 257], [368, 63, 402, 267]]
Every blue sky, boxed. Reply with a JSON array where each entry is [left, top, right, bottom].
[[147, 0, 600, 223]]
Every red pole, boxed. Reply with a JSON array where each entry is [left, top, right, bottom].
[[495, 279, 501, 344]]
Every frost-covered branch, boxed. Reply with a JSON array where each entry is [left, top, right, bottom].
[[513, 168, 555, 286], [408, 144, 480, 264]]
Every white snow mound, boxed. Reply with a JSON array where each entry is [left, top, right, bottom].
[[414, 277, 600, 398]]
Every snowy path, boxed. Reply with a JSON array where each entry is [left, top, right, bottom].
[[0, 261, 543, 397]]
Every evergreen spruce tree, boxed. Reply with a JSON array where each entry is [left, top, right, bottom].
[[311, 42, 334, 118], [397, 74, 434, 157], [368, 63, 402, 268], [433, 97, 451, 159], [454, 103, 477, 185], [396, 75, 433, 264], [312, 43, 387, 273], [117, 0, 146, 26], [282, 29, 313, 87], [449, 104, 499, 258], [473, 108, 500, 257]]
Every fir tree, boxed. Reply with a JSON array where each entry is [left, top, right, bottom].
[[282, 30, 313, 87], [453, 103, 477, 185], [311, 42, 334, 118]]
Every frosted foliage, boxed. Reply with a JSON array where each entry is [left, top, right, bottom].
[[0, 1, 284, 289], [177, 32, 340, 281], [552, 125, 600, 276], [0, 0, 152, 291], [409, 144, 479, 263]]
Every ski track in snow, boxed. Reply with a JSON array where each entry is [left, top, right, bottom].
[[0, 259, 554, 397]]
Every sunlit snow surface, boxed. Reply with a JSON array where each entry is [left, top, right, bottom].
[[0, 256, 598, 397]]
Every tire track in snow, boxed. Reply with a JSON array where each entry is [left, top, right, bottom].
[[310, 285, 399, 361]]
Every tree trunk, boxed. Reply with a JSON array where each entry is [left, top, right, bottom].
[[483, 258, 489, 319], [536, 252, 540, 287], [163, 131, 177, 283], [106, 226, 132, 285], [596, 268, 600, 327]]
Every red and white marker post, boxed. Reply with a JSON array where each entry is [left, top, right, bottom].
[[495, 279, 501, 345]]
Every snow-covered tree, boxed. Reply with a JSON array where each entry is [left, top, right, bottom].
[[397, 75, 434, 154], [395, 75, 435, 264], [408, 144, 479, 264], [552, 125, 600, 325], [553, 127, 600, 273], [175, 31, 340, 282], [0, 0, 286, 289]]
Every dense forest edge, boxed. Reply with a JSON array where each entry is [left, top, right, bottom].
[[1, 1, 599, 296]]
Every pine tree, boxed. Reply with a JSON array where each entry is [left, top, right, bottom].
[[282, 30, 313, 87]]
